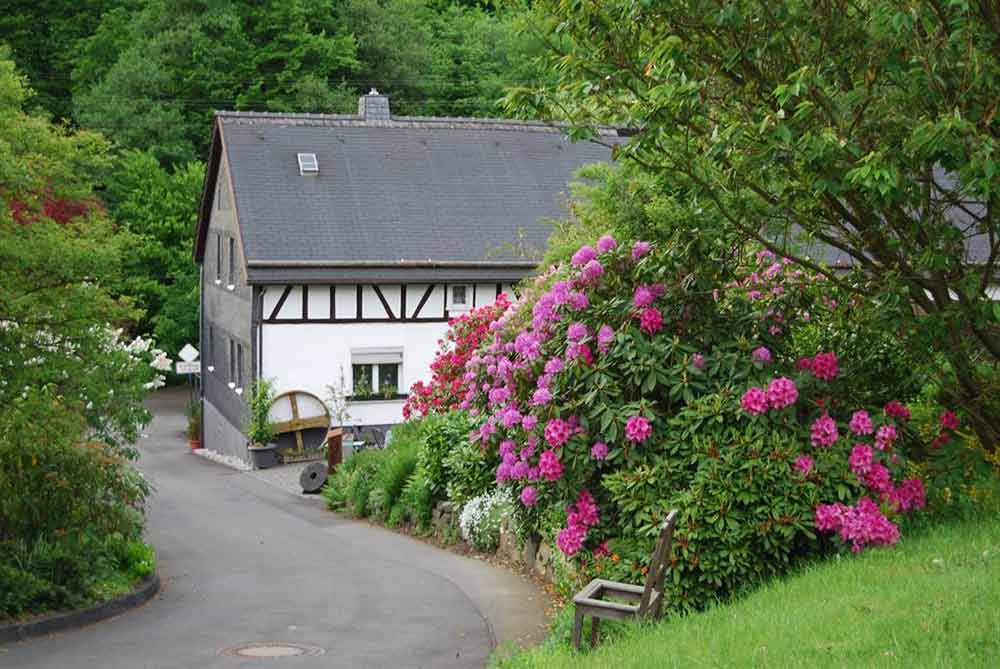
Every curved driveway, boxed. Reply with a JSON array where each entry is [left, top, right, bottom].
[[2, 388, 544, 668]]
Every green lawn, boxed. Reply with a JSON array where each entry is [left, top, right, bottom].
[[498, 516, 1000, 668]]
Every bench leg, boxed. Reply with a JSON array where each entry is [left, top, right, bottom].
[[590, 617, 601, 648], [571, 608, 585, 650]]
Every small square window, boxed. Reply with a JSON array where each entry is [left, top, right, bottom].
[[447, 284, 472, 312], [350, 348, 403, 399]]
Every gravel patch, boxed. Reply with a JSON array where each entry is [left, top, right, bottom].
[[248, 463, 326, 502], [192, 448, 252, 472]]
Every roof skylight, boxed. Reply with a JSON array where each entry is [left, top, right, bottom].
[[297, 153, 319, 175]]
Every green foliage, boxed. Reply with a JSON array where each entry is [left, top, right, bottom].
[[419, 411, 476, 498], [397, 470, 435, 530], [369, 425, 423, 519], [444, 437, 500, 509], [245, 378, 277, 446], [508, 0, 1000, 449], [104, 150, 204, 356]]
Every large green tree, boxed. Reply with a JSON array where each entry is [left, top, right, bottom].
[[105, 151, 204, 357], [507, 0, 1000, 449], [0, 51, 167, 450]]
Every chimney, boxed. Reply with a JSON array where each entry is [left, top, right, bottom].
[[358, 88, 391, 121]]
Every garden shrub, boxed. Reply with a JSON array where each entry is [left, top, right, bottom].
[[419, 410, 476, 498], [458, 489, 513, 552], [0, 393, 154, 619], [444, 437, 500, 508], [439, 234, 943, 614], [322, 455, 361, 510], [397, 470, 435, 530], [344, 449, 387, 517]]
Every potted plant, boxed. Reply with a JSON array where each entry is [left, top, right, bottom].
[[185, 399, 202, 450], [245, 377, 278, 468]]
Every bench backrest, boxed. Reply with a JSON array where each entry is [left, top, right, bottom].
[[638, 509, 679, 616]]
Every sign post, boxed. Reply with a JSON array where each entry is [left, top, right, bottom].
[[175, 344, 201, 408]]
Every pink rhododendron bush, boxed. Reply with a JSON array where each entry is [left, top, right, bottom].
[[446, 236, 943, 613]]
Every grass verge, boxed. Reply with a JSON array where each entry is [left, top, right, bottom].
[[495, 515, 1000, 668]]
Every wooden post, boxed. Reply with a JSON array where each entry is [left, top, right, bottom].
[[326, 427, 343, 474]]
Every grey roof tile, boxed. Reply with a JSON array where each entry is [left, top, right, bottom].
[[217, 112, 618, 267]]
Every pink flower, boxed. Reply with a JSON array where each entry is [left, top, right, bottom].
[[849, 443, 873, 476], [567, 322, 589, 342], [538, 450, 564, 481], [531, 387, 552, 406], [752, 346, 772, 363], [521, 414, 538, 431], [810, 414, 839, 447], [741, 387, 768, 415], [815, 498, 900, 552], [889, 479, 926, 512], [544, 357, 564, 375], [596, 235, 618, 253], [766, 377, 798, 409], [814, 503, 846, 531], [597, 325, 615, 353], [875, 424, 897, 450], [591, 442, 609, 460], [574, 490, 600, 526], [625, 415, 653, 443], [581, 259, 604, 282], [848, 410, 873, 436], [631, 240, 651, 260], [520, 486, 539, 507], [794, 455, 814, 476], [633, 285, 655, 307], [884, 400, 911, 421], [544, 418, 572, 448], [500, 406, 522, 428], [638, 307, 664, 335], [568, 292, 590, 310], [939, 410, 960, 430], [864, 463, 893, 495], [565, 342, 594, 365], [692, 353, 705, 370], [809, 352, 839, 381], [556, 524, 586, 556], [571, 245, 598, 267], [594, 540, 610, 558]]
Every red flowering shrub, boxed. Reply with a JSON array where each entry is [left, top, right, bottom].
[[403, 294, 511, 418]]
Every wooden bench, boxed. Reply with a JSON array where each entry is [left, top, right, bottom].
[[571, 509, 679, 650]]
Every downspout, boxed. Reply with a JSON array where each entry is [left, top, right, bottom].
[[252, 287, 265, 383]]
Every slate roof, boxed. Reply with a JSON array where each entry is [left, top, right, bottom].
[[195, 101, 621, 283]]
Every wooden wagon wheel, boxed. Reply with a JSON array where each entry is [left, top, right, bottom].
[[268, 390, 331, 455]]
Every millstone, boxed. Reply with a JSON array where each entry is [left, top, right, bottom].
[[299, 461, 328, 493]]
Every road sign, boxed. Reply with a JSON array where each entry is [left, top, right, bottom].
[[178, 343, 200, 363], [176, 361, 200, 374]]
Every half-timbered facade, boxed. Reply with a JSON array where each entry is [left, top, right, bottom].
[[193, 91, 620, 465]]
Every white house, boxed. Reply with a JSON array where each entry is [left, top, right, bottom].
[[192, 91, 621, 465]]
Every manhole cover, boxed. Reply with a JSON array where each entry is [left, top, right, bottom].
[[221, 642, 325, 658]]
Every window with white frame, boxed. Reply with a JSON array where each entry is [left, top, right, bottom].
[[215, 234, 222, 283], [227, 237, 236, 288], [446, 284, 472, 312], [351, 348, 403, 398]]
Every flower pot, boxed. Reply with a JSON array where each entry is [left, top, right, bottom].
[[188, 439, 201, 451], [248, 443, 279, 469]]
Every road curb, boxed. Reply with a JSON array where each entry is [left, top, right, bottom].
[[0, 572, 161, 644]]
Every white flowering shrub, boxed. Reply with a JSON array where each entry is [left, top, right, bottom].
[[458, 488, 513, 552]]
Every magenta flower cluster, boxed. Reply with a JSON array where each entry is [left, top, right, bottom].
[[741, 377, 798, 415], [556, 490, 600, 557], [625, 415, 652, 443], [814, 498, 900, 553]]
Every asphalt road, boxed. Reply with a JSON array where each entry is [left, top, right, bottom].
[[1, 388, 544, 668]]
